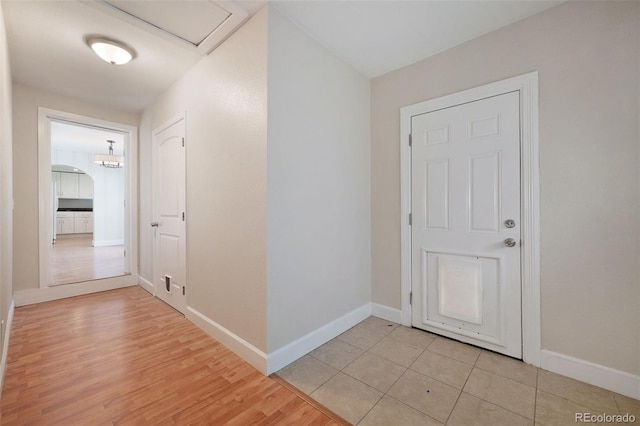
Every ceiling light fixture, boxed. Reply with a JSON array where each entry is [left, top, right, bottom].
[[95, 140, 124, 168], [85, 35, 136, 65]]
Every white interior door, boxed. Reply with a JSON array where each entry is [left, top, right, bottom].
[[411, 91, 522, 358], [153, 117, 186, 314]]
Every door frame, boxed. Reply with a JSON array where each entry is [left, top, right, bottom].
[[399, 72, 541, 366], [151, 113, 187, 305], [37, 107, 138, 289]]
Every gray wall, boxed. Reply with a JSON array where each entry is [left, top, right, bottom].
[[371, 1, 640, 375]]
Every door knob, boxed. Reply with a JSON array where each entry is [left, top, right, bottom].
[[151, 222, 159, 227], [504, 238, 517, 247]]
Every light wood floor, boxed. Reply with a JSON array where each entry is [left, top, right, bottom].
[[51, 234, 125, 286], [0, 287, 342, 425]]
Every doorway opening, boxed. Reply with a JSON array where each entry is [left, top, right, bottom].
[[38, 108, 138, 289], [50, 120, 127, 285]]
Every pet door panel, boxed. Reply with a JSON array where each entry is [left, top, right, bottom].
[[437, 256, 483, 324]]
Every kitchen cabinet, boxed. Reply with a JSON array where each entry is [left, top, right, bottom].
[[56, 212, 92, 234], [59, 173, 79, 198], [56, 212, 74, 235], [73, 212, 93, 233], [52, 171, 93, 199]]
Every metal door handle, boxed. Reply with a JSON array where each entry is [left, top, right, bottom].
[[151, 222, 159, 227], [504, 238, 517, 247]]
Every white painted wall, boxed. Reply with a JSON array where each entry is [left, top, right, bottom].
[[12, 84, 139, 292], [140, 8, 269, 351], [266, 7, 371, 352], [371, 1, 640, 375], [51, 150, 125, 245], [0, 1, 14, 366]]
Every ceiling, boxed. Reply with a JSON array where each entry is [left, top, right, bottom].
[[51, 121, 125, 156], [2, 1, 560, 113], [273, 1, 561, 78]]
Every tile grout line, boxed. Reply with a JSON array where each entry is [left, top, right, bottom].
[[380, 394, 443, 425], [355, 327, 436, 424], [471, 362, 536, 385], [443, 347, 481, 425], [343, 338, 394, 424], [465, 363, 539, 422], [313, 323, 391, 424], [347, 321, 426, 424], [304, 353, 345, 395], [270, 373, 352, 426], [353, 392, 383, 424]]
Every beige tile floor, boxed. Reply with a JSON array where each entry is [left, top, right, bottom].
[[277, 316, 640, 425]]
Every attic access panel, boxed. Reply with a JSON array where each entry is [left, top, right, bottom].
[[98, 0, 248, 54]]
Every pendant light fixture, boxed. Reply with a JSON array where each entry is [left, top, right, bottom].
[[85, 35, 136, 65], [95, 140, 124, 169]]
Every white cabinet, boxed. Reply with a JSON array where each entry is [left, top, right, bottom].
[[52, 171, 93, 199], [59, 173, 79, 198], [56, 212, 75, 235], [78, 174, 93, 199], [73, 212, 93, 233], [56, 212, 93, 234]]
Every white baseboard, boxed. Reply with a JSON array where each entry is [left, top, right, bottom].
[[266, 303, 371, 375], [138, 276, 153, 295], [541, 350, 640, 400], [15, 274, 139, 306], [371, 303, 402, 324], [185, 303, 372, 376], [93, 239, 125, 247], [186, 307, 268, 374], [0, 299, 15, 394]]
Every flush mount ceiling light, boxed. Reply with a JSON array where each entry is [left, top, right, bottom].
[[85, 35, 136, 65], [95, 140, 124, 168]]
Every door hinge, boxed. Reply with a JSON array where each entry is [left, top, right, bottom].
[[409, 213, 412, 226], [409, 291, 413, 305], [409, 134, 412, 147], [182, 212, 185, 221], [182, 137, 185, 147], [182, 286, 185, 296]]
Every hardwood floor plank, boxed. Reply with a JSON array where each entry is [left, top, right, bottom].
[[0, 287, 342, 425]]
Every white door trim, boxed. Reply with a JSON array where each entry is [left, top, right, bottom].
[[153, 114, 186, 138], [400, 72, 541, 366], [37, 107, 139, 289]]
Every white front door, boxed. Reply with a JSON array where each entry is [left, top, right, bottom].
[[153, 117, 186, 314], [411, 91, 522, 358]]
